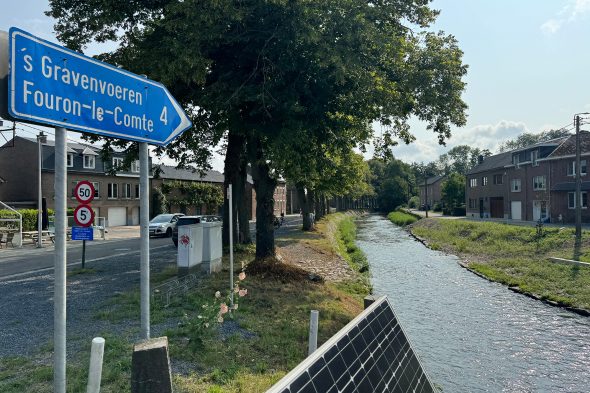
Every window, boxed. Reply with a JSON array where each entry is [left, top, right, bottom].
[[532, 150, 539, 167], [513, 155, 520, 168], [83, 155, 95, 169], [92, 182, 100, 198], [135, 184, 140, 199], [493, 174, 503, 185], [108, 183, 118, 199], [131, 160, 140, 173], [568, 192, 588, 209], [67, 154, 74, 168], [112, 157, 123, 168], [567, 161, 587, 176], [511, 179, 521, 192], [482, 176, 488, 186], [123, 183, 131, 199], [470, 178, 477, 188], [469, 199, 477, 209], [533, 175, 546, 190]]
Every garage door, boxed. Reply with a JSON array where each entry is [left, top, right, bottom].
[[108, 207, 127, 227], [511, 201, 522, 220]]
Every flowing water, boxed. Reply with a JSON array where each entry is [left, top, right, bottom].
[[356, 214, 590, 393]]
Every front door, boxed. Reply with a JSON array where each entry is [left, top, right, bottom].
[[490, 197, 504, 218], [533, 200, 548, 222], [479, 199, 484, 218], [511, 201, 522, 220]]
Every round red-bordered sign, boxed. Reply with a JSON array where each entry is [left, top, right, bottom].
[[73, 205, 95, 227], [74, 181, 95, 204]]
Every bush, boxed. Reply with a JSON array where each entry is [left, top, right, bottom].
[[408, 196, 420, 209], [387, 211, 418, 226], [432, 202, 443, 212], [452, 206, 466, 216]]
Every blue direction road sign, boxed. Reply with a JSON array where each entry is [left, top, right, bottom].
[[7, 27, 192, 146], [71, 227, 94, 241]]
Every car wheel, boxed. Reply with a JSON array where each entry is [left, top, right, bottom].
[[166, 228, 172, 237]]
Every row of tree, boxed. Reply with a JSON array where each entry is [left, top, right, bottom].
[[47, 0, 468, 264]]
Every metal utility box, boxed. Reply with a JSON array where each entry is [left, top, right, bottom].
[[177, 222, 222, 274]]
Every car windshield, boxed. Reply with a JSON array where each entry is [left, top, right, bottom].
[[150, 214, 174, 224]]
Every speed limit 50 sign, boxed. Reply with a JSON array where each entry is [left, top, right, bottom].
[[74, 181, 95, 204], [73, 204, 95, 227]]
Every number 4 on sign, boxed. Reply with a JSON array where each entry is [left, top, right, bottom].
[[160, 106, 168, 125]]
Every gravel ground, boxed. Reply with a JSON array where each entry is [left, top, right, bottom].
[[0, 244, 178, 358]]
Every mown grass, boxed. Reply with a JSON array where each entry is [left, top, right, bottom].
[[411, 219, 590, 310], [387, 211, 419, 226], [1, 213, 366, 392]]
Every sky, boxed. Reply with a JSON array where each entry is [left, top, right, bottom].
[[2, 0, 590, 170]]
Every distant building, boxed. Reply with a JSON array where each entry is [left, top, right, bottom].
[[418, 175, 446, 208], [466, 132, 590, 223]]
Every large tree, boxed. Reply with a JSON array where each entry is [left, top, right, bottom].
[[48, 0, 468, 261]]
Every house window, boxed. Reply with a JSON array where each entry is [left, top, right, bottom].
[[113, 157, 123, 168], [568, 160, 587, 176], [568, 192, 588, 209], [83, 155, 95, 169], [470, 178, 477, 188], [532, 150, 539, 167], [482, 176, 488, 186], [92, 182, 100, 198], [469, 199, 477, 209], [511, 179, 521, 192], [135, 184, 140, 199], [108, 183, 118, 199], [533, 175, 546, 190], [493, 174, 503, 185], [513, 155, 520, 168], [131, 160, 140, 173], [67, 154, 74, 168], [123, 183, 131, 199]]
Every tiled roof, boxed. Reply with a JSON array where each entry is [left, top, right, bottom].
[[548, 131, 590, 157], [419, 175, 445, 186], [157, 165, 224, 183], [466, 151, 513, 175], [552, 181, 590, 192], [20, 136, 101, 154]]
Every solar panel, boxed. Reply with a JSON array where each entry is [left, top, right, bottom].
[[266, 296, 435, 393]]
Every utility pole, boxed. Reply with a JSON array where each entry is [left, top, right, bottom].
[[575, 115, 582, 251], [424, 176, 429, 218]]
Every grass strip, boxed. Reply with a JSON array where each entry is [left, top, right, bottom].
[[387, 211, 419, 226]]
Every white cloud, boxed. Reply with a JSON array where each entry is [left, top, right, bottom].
[[541, 0, 590, 34]]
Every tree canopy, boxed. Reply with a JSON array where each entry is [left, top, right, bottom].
[[498, 129, 571, 152]]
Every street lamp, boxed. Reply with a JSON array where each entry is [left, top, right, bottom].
[[37, 131, 47, 248]]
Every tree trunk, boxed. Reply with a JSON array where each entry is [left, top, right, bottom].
[[222, 132, 244, 247], [247, 136, 277, 259], [314, 193, 323, 220], [236, 154, 251, 244], [297, 185, 313, 231]]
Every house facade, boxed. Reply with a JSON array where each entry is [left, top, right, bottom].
[[418, 175, 446, 208], [466, 132, 590, 223]]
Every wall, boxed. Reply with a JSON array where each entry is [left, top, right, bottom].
[[0, 137, 38, 203]]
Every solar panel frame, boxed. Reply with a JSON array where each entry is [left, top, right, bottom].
[[266, 296, 435, 393]]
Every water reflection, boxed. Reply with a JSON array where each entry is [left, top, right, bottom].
[[356, 215, 590, 393]]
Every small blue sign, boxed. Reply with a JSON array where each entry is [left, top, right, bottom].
[[8, 27, 192, 146], [72, 226, 93, 241]]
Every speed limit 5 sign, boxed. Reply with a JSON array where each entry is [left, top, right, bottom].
[[74, 181, 95, 204], [74, 205, 95, 227]]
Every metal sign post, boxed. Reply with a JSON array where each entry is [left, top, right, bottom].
[[54, 127, 67, 393], [228, 184, 234, 306], [139, 142, 150, 340]]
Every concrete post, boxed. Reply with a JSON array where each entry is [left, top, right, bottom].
[[139, 142, 150, 339], [308, 310, 319, 356], [87, 337, 105, 393]]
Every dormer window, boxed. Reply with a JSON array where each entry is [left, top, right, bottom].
[[67, 153, 74, 168], [513, 155, 520, 168], [113, 157, 123, 168], [131, 160, 140, 173], [532, 150, 538, 167], [83, 155, 95, 169]]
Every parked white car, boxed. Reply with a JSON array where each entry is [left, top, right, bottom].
[[148, 213, 184, 237]]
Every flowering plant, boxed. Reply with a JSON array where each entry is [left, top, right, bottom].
[[180, 269, 249, 349]]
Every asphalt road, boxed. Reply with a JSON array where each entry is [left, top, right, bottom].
[[0, 235, 173, 279]]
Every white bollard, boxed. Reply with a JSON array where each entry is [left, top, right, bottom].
[[308, 310, 319, 356], [87, 337, 105, 393]]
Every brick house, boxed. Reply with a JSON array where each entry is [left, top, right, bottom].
[[0, 136, 288, 225], [418, 175, 446, 209], [466, 132, 590, 223]]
